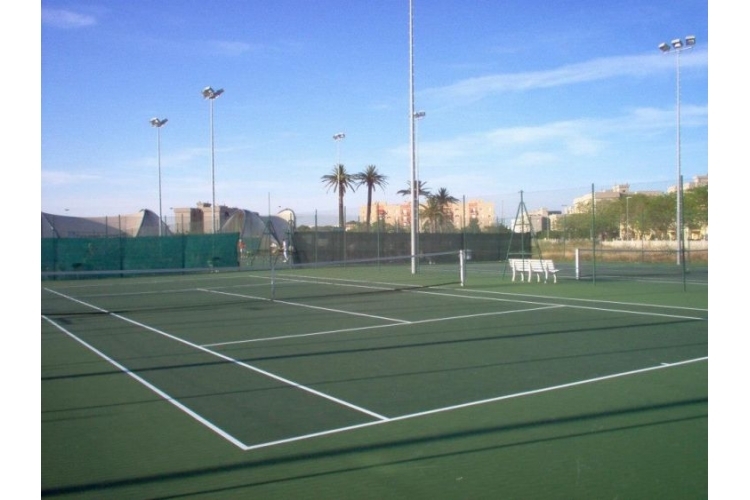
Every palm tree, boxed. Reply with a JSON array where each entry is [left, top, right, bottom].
[[321, 164, 357, 229], [354, 165, 388, 231], [419, 196, 445, 233], [432, 187, 459, 210], [396, 180, 431, 198], [433, 187, 459, 229]]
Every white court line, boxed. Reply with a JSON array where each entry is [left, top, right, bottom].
[[201, 282, 704, 348], [200, 288, 410, 325], [43, 285, 708, 453], [41, 315, 248, 450], [240, 356, 708, 451], [453, 288, 708, 313], [43, 288, 388, 430], [203, 305, 563, 347]]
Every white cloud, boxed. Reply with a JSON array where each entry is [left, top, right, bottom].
[[422, 51, 706, 105], [42, 8, 96, 29], [41, 170, 100, 186]]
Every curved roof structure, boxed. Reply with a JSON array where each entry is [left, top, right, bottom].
[[41, 210, 170, 238]]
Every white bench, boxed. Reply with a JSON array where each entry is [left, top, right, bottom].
[[508, 259, 559, 283], [508, 259, 531, 282], [530, 260, 546, 282], [543, 259, 559, 283]]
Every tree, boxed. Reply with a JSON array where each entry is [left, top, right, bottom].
[[419, 196, 447, 233], [354, 165, 388, 231], [432, 187, 458, 211], [396, 180, 431, 198], [321, 164, 356, 229], [432, 187, 459, 230], [683, 185, 708, 236]]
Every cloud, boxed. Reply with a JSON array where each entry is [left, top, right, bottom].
[[42, 8, 97, 29], [422, 50, 707, 105], [42, 170, 100, 186]]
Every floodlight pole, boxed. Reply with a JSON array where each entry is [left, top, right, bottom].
[[409, 0, 418, 274], [202, 86, 224, 233], [659, 36, 694, 265], [150, 117, 168, 236]]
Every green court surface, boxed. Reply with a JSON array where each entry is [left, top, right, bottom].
[[41, 264, 707, 499]]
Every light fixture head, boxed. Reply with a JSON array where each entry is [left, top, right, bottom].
[[333, 133, 345, 140], [202, 86, 223, 99], [685, 35, 696, 46], [150, 117, 168, 127], [671, 38, 683, 49], [414, 111, 426, 119], [658, 42, 670, 52]]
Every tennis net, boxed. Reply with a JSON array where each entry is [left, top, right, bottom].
[[41, 251, 466, 314], [265, 250, 465, 301]]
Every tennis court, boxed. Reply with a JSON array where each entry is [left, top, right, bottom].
[[41, 257, 708, 498]]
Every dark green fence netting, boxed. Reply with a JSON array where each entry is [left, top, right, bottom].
[[42, 233, 240, 273]]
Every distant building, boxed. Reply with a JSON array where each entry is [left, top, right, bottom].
[[667, 174, 708, 194], [570, 184, 663, 213], [172, 202, 237, 234], [360, 199, 496, 230]]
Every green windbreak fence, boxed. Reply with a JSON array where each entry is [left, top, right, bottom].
[[289, 231, 525, 264], [41, 231, 529, 275], [42, 233, 240, 273]]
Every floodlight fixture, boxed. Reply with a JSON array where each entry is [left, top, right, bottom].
[[658, 42, 670, 52], [333, 133, 345, 140], [202, 86, 224, 100], [414, 111, 425, 119]]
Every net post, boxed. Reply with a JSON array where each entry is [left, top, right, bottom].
[[575, 248, 580, 280], [459, 249, 465, 287]]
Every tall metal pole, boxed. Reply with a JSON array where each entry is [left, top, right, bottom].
[[659, 36, 694, 265], [150, 117, 168, 236], [409, 0, 418, 273], [202, 86, 223, 233], [157, 125, 163, 236], [675, 46, 682, 265], [210, 98, 216, 233]]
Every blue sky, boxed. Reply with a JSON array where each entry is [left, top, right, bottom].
[[40, 0, 708, 224]]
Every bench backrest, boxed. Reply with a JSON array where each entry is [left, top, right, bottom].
[[530, 260, 546, 272], [509, 259, 531, 270]]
